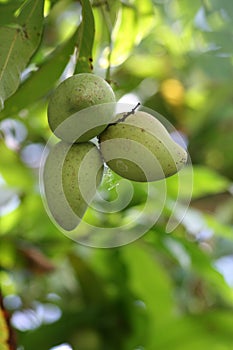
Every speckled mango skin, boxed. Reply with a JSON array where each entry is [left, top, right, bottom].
[[99, 111, 187, 182], [47, 73, 116, 143], [43, 141, 104, 231]]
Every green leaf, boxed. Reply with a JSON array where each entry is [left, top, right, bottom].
[[204, 214, 233, 240], [68, 252, 107, 306], [0, 0, 44, 110], [122, 242, 174, 348], [75, 0, 95, 74], [134, 0, 155, 42], [155, 311, 233, 350], [0, 1, 24, 26], [109, 0, 154, 67], [110, 5, 137, 66], [17, 0, 44, 46], [0, 28, 80, 119], [166, 165, 230, 200]]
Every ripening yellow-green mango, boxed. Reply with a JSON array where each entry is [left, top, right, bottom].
[[43, 141, 104, 231], [99, 111, 187, 182], [47, 73, 116, 143]]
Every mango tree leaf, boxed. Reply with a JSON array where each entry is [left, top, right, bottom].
[[92, 0, 121, 79], [134, 0, 155, 43], [0, 0, 44, 111], [110, 0, 154, 66], [74, 0, 95, 74], [68, 252, 107, 306], [122, 242, 175, 349], [92, 0, 121, 51], [0, 1, 24, 26], [166, 165, 230, 200], [156, 311, 233, 350], [16, 0, 44, 47], [0, 28, 80, 119], [104, 0, 121, 29], [110, 5, 137, 66]]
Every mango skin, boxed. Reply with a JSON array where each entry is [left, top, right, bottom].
[[43, 141, 104, 231], [99, 111, 187, 182], [47, 73, 116, 143]]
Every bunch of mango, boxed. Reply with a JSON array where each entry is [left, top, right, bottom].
[[44, 73, 187, 231]]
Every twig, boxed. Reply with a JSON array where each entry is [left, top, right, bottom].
[[109, 102, 141, 126]]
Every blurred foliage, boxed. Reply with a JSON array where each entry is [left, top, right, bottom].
[[0, 0, 233, 349]]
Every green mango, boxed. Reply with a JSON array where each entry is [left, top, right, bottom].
[[99, 111, 187, 182], [47, 73, 116, 143], [43, 141, 104, 231]]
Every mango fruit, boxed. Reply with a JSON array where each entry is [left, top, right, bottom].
[[99, 111, 187, 182], [43, 141, 104, 231], [47, 73, 116, 143]]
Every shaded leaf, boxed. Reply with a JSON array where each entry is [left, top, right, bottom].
[[110, 5, 137, 66], [109, 0, 154, 67], [166, 165, 230, 200], [68, 253, 107, 306], [74, 0, 95, 74], [0, 28, 80, 119], [0, 1, 24, 26], [0, 0, 44, 110], [122, 242, 174, 349]]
